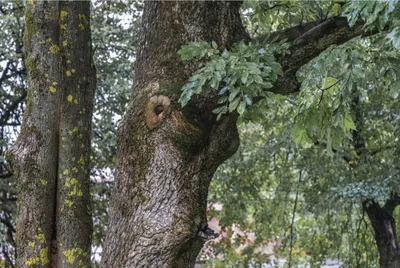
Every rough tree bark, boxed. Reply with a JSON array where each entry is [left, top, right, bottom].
[[102, 1, 368, 267], [363, 198, 400, 268], [7, 1, 95, 267]]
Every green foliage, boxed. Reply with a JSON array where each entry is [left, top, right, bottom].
[[0, 2, 25, 266], [202, 1, 400, 266], [293, 34, 400, 152], [178, 40, 288, 119], [344, 0, 399, 31], [241, 0, 345, 36], [344, 0, 400, 48]]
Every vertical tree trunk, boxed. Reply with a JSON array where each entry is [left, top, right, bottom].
[[102, 2, 247, 267], [363, 199, 400, 268], [7, 1, 95, 267]]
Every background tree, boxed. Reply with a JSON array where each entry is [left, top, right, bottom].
[[0, 1, 141, 266], [0, 2, 26, 267], [7, 1, 95, 267]]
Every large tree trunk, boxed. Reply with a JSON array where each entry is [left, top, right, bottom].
[[7, 1, 95, 267], [363, 199, 400, 268], [101, 2, 246, 267], [101, 1, 371, 267]]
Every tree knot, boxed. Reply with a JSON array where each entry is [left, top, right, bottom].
[[197, 224, 218, 241], [145, 95, 171, 130]]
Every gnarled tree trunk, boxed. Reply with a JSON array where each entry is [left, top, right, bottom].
[[8, 1, 95, 267], [101, 2, 246, 267]]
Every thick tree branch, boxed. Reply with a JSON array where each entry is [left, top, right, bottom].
[[263, 17, 372, 94]]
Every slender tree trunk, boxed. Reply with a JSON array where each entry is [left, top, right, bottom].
[[363, 199, 400, 268], [7, 1, 95, 267]]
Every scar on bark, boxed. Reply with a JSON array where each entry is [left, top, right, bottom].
[[145, 95, 171, 129]]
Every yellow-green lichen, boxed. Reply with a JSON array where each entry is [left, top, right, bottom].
[[28, 241, 35, 247], [74, 99, 79, 104], [65, 199, 74, 207], [71, 69, 76, 73], [28, 0, 34, 5], [49, 86, 57, 93], [79, 14, 88, 24], [63, 169, 70, 175], [68, 127, 79, 136], [40, 179, 48, 185], [78, 154, 85, 165], [63, 40, 68, 47], [26, 256, 39, 265], [72, 167, 79, 173], [67, 95, 73, 102], [60, 24, 67, 30], [78, 23, 85, 30], [66, 70, 72, 76], [49, 45, 60, 54], [63, 247, 87, 265], [67, 59, 71, 65], [40, 247, 49, 265], [39, 38, 52, 45], [60, 10, 68, 20], [65, 178, 83, 196]]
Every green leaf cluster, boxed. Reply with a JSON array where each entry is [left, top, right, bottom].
[[293, 34, 400, 153], [178, 40, 287, 120], [344, 0, 400, 48]]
